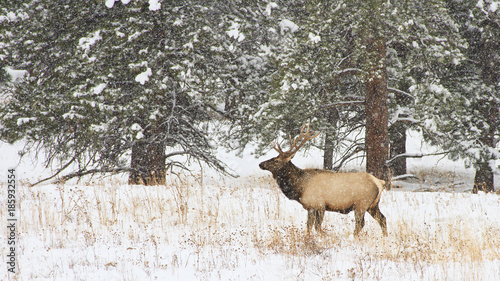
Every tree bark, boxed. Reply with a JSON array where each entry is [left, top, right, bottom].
[[472, 101, 497, 193], [129, 135, 166, 185], [388, 86, 412, 177], [323, 132, 334, 170], [365, 36, 389, 182], [389, 120, 407, 176], [473, 161, 494, 193], [323, 108, 339, 170]]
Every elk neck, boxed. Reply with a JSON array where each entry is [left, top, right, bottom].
[[274, 161, 305, 201]]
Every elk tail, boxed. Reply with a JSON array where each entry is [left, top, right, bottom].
[[370, 176, 385, 209]]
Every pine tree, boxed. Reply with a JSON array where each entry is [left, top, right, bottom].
[[415, 0, 499, 192], [233, 0, 464, 183], [0, 1, 239, 184]]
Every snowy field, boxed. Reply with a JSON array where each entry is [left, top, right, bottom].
[[1, 132, 500, 281]]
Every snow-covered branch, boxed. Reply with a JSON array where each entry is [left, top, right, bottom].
[[387, 87, 415, 100], [319, 100, 365, 109], [386, 151, 449, 166], [335, 68, 366, 76], [391, 174, 420, 181], [389, 117, 420, 126]]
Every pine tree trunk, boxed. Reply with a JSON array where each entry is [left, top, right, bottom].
[[473, 161, 494, 193], [323, 133, 334, 170], [389, 122, 407, 176], [365, 36, 389, 182], [129, 135, 166, 185], [388, 85, 411, 177], [323, 108, 339, 170], [472, 101, 497, 193], [129, 140, 148, 185]]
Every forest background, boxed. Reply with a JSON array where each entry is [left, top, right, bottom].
[[0, 0, 499, 192]]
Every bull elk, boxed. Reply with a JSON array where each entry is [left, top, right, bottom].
[[259, 124, 387, 237]]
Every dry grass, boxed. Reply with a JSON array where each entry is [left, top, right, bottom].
[[251, 218, 500, 263], [1, 173, 499, 280]]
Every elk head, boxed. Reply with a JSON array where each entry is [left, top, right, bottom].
[[259, 124, 320, 176]]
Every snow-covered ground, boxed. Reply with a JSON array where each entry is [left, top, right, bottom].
[[1, 131, 499, 280]]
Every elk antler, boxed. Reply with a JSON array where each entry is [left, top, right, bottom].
[[271, 124, 320, 157], [271, 140, 285, 154]]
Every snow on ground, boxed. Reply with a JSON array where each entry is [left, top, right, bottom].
[[1, 173, 499, 280], [1, 131, 499, 280]]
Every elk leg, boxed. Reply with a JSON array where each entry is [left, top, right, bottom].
[[353, 209, 365, 236], [314, 208, 325, 234], [307, 209, 316, 234], [368, 205, 387, 236]]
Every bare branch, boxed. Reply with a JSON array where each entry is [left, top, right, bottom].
[[54, 167, 132, 184], [28, 151, 82, 187], [333, 144, 365, 171], [29, 167, 132, 186]]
